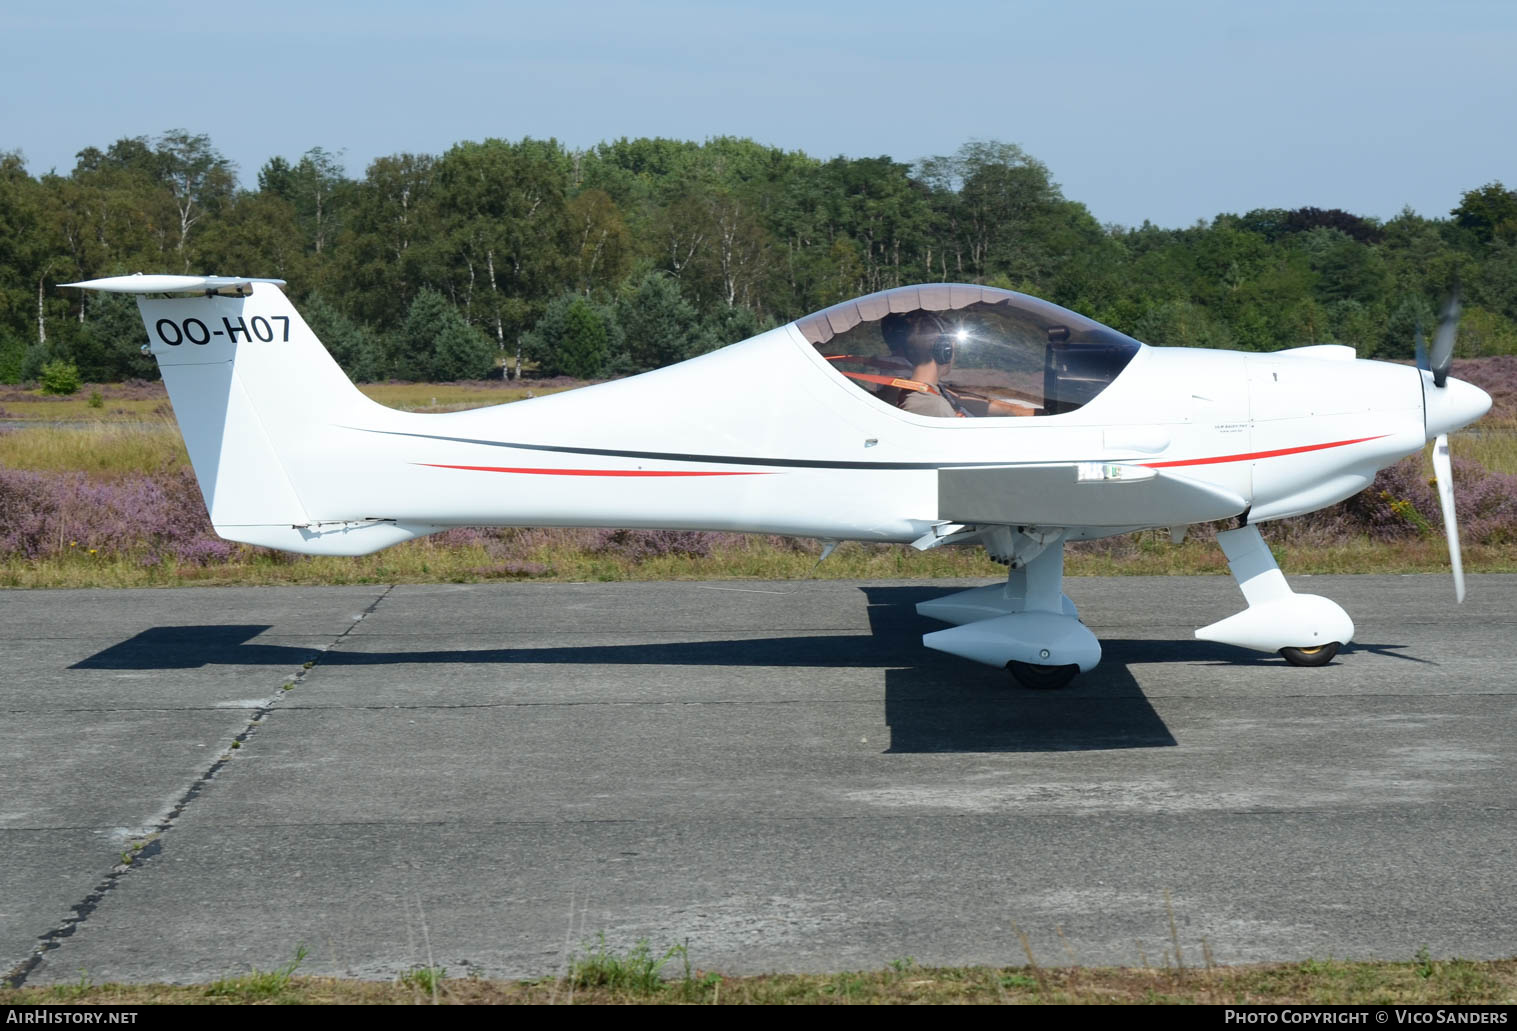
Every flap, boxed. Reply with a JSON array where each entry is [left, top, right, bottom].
[[938, 463, 1247, 527]]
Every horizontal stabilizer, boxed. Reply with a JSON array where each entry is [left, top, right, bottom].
[[938, 463, 1246, 527], [62, 274, 287, 295]]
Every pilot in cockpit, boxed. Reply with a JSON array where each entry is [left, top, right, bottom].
[[880, 310, 957, 417]]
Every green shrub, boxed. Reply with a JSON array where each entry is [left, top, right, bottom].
[[523, 292, 621, 379], [39, 360, 82, 396], [0, 333, 24, 385]]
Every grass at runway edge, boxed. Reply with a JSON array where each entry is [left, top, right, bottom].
[[3, 956, 1515, 1005], [2, 534, 1514, 589]]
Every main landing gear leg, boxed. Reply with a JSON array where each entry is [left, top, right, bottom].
[[1003, 533, 1082, 689], [919, 530, 1100, 689], [1196, 524, 1354, 665]]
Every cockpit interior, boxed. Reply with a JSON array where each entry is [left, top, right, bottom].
[[795, 284, 1142, 419]]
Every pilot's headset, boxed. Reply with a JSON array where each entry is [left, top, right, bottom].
[[882, 311, 954, 367]]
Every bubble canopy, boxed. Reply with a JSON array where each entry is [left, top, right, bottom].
[[795, 284, 1142, 418]]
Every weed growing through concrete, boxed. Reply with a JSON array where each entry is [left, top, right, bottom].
[[117, 834, 157, 868], [400, 965, 446, 995], [568, 934, 679, 995], [204, 944, 308, 1003]]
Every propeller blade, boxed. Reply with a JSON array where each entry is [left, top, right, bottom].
[[1414, 321, 1429, 372], [1430, 292, 1461, 388], [1431, 433, 1466, 603]]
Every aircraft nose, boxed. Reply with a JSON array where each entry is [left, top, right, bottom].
[[1425, 375, 1493, 440]]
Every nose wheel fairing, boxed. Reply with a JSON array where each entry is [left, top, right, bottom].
[[1197, 524, 1354, 657]]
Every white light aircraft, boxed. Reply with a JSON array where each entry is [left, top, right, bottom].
[[66, 275, 1491, 688]]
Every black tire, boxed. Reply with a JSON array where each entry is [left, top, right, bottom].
[[1278, 642, 1341, 667], [1007, 661, 1080, 690]]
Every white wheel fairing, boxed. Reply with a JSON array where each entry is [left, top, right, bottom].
[[1196, 594, 1355, 654], [924, 612, 1102, 673], [1199, 525, 1355, 654]]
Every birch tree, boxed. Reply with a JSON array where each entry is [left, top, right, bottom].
[[154, 130, 236, 270]]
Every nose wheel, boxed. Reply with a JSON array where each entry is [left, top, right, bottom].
[[1278, 642, 1340, 667]]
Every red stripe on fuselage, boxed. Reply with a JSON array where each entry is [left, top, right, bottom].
[[1140, 435, 1389, 469], [415, 463, 772, 478]]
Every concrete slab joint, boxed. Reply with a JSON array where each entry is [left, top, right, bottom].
[[3, 585, 395, 988]]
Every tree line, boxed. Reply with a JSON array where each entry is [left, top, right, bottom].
[[2, 130, 1515, 384]]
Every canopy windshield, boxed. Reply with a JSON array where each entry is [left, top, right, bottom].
[[796, 285, 1141, 418]]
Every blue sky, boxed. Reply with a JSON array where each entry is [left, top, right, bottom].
[[4, 0, 1513, 228]]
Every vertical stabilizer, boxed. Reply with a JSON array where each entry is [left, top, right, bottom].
[[65, 276, 436, 554]]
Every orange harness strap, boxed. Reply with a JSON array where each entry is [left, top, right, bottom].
[[839, 370, 967, 417], [839, 369, 940, 395]]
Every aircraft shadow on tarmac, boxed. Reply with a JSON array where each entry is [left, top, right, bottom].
[[65, 585, 1420, 753]]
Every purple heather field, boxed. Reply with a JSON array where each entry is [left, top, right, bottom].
[[1, 360, 1514, 569]]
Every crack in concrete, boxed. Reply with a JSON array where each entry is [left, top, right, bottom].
[[4, 585, 395, 988], [275, 698, 896, 711], [0, 706, 282, 715]]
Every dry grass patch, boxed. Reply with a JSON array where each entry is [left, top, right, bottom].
[[358, 380, 578, 412], [0, 378, 579, 422], [4, 957, 1514, 1005], [1459, 420, 1517, 475], [0, 420, 187, 475]]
